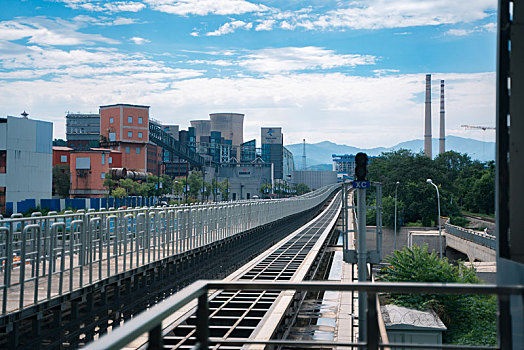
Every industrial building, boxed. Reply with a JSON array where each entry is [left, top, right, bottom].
[[205, 160, 273, 201], [209, 113, 244, 148], [99, 103, 154, 173], [0, 114, 53, 213], [291, 170, 337, 190], [190, 120, 211, 142], [261, 127, 295, 180], [66, 113, 100, 149], [332, 154, 356, 181]]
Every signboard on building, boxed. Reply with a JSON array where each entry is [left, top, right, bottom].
[[261, 127, 282, 145]]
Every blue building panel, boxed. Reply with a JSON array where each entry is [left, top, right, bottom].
[[35, 120, 53, 154], [41, 199, 60, 212]]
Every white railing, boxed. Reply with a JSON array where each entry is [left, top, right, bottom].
[[0, 184, 339, 315]]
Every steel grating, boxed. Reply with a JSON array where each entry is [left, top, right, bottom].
[[157, 192, 341, 349]]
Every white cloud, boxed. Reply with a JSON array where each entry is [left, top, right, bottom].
[[307, 0, 496, 30], [0, 17, 118, 46], [59, 1, 146, 13], [129, 36, 150, 44], [187, 59, 234, 66], [144, 0, 269, 16], [255, 19, 276, 31], [482, 22, 497, 32], [205, 20, 253, 36], [0, 70, 495, 148], [238, 46, 376, 73], [235, 0, 497, 33], [446, 28, 474, 36]]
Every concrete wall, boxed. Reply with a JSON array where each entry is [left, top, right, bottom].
[[291, 170, 337, 190], [0, 116, 52, 204]]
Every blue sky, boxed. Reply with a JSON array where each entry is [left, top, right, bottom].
[[0, 0, 497, 147]]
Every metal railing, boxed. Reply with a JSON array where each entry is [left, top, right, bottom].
[[444, 220, 496, 250], [87, 280, 524, 350], [0, 185, 339, 316]]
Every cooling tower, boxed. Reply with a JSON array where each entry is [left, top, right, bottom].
[[209, 113, 244, 146], [439, 80, 445, 155], [424, 74, 432, 158], [190, 120, 211, 142]]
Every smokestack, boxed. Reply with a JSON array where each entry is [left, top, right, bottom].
[[439, 80, 445, 154], [302, 139, 307, 170], [424, 74, 432, 158]]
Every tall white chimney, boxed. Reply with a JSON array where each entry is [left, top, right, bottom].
[[439, 80, 445, 154], [424, 74, 432, 158]]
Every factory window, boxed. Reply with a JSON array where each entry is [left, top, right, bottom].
[[109, 157, 112, 164], [138, 117, 143, 124], [128, 131, 133, 138], [109, 132, 116, 142], [60, 155, 67, 163], [136, 147, 141, 154], [102, 153, 106, 165], [128, 116, 133, 124], [0, 151, 6, 173], [138, 132, 143, 138], [125, 146, 130, 154], [101, 173, 106, 179], [109, 117, 114, 124]]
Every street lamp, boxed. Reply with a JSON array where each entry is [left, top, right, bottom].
[[426, 178, 443, 259], [394, 181, 400, 251]]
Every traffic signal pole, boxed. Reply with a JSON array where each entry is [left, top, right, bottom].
[[357, 185, 367, 341]]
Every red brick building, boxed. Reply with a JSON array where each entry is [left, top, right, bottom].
[[100, 104, 150, 171], [69, 149, 113, 198], [52, 146, 72, 167]]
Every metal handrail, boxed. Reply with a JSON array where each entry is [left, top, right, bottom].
[[0, 184, 339, 315], [444, 219, 496, 250], [87, 280, 524, 350]]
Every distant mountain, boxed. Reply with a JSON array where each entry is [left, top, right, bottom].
[[286, 136, 495, 168]]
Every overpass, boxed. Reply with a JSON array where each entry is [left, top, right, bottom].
[[444, 220, 496, 262]]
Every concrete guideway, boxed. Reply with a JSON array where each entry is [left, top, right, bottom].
[[131, 190, 342, 349]]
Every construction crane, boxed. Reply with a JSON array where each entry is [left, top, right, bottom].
[[461, 124, 496, 131]]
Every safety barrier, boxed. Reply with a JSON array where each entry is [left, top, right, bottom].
[[86, 280, 523, 350], [444, 220, 496, 250], [0, 184, 339, 315]]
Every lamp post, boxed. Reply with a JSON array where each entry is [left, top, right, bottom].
[[426, 178, 443, 259], [394, 181, 400, 251]]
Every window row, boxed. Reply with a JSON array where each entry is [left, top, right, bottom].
[[125, 147, 142, 154], [108, 117, 144, 124]]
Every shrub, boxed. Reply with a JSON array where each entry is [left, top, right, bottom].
[[380, 244, 496, 345]]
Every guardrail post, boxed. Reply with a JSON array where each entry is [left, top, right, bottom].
[[196, 293, 209, 349], [148, 323, 163, 350], [366, 291, 379, 350]]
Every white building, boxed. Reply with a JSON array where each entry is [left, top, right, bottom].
[[0, 115, 53, 213]]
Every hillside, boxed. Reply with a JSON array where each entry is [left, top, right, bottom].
[[286, 136, 495, 168]]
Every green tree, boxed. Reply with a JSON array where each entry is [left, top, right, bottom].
[[52, 164, 70, 197], [111, 187, 126, 198], [119, 178, 136, 196], [260, 183, 272, 195], [219, 179, 229, 201], [103, 173, 117, 196], [380, 245, 496, 346], [187, 171, 203, 199], [295, 183, 310, 195]]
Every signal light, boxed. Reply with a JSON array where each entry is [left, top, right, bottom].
[[354, 152, 368, 181]]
